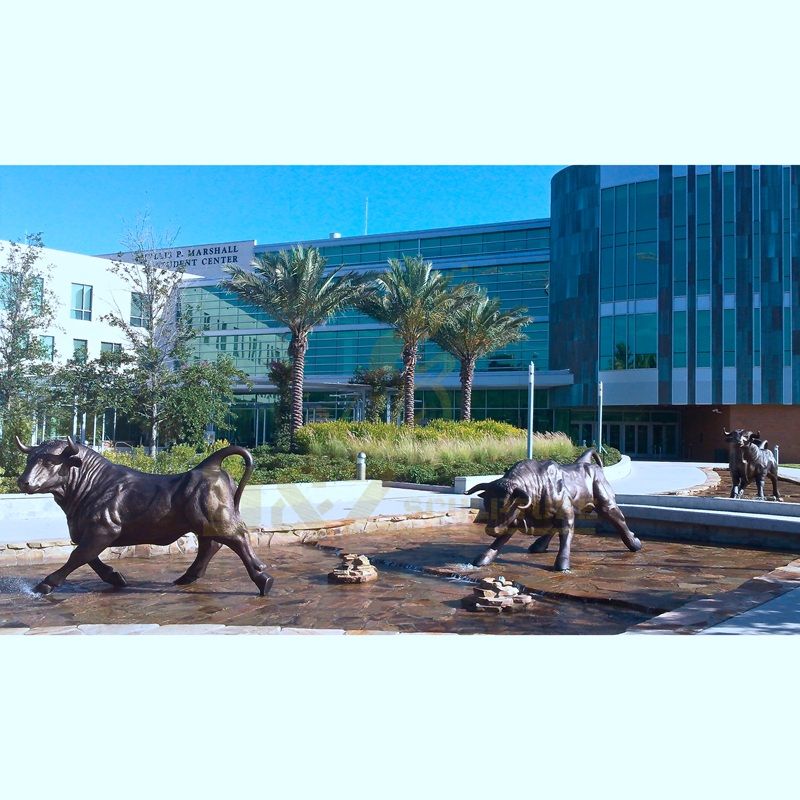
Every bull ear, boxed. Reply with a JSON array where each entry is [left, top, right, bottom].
[[466, 482, 492, 495], [510, 488, 532, 510], [14, 435, 32, 453], [754, 430, 761, 440], [61, 436, 82, 468]]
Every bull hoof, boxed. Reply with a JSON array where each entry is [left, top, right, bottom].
[[33, 581, 54, 595], [472, 552, 495, 568], [106, 571, 128, 588], [554, 559, 571, 572], [256, 573, 274, 597], [628, 537, 643, 552], [174, 573, 199, 585]]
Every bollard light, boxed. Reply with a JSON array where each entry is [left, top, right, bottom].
[[356, 451, 367, 480]]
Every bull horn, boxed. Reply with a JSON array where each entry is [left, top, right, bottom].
[[14, 435, 32, 453], [65, 435, 80, 455], [511, 488, 532, 510], [723, 428, 731, 436], [466, 482, 492, 495]]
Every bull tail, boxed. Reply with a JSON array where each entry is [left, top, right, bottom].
[[576, 448, 603, 468], [195, 445, 254, 510]]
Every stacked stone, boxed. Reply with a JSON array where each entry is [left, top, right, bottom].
[[328, 553, 379, 584], [461, 576, 534, 613]]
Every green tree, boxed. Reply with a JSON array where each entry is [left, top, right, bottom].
[[267, 359, 293, 451], [49, 350, 134, 442], [358, 256, 468, 426], [223, 246, 371, 447], [162, 356, 250, 448], [432, 290, 531, 421], [0, 234, 58, 475], [350, 365, 403, 423], [102, 218, 194, 455]]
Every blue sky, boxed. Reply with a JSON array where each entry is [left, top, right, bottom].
[[0, 166, 562, 255]]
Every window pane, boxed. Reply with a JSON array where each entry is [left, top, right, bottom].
[[673, 310, 687, 367], [635, 181, 657, 232]]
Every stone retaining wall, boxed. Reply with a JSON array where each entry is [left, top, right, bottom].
[[0, 507, 478, 567]]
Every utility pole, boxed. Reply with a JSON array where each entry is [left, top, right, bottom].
[[597, 380, 604, 459], [526, 361, 535, 459]]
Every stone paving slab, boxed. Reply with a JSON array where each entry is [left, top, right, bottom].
[[626, 557, 800, 634], [2, 523, 797, 635]]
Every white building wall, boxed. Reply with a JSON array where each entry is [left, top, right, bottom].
[[33, 245, 137, 362], [2, 242, 195, 364]]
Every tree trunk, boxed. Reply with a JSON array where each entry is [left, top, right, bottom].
[[289, 333, 308, 447], [460, 358, 476, 421], [402, 343, 417, 426], [150, 403, 158, 458]]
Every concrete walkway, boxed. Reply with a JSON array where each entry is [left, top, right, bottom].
[[698, 585, 800, 635], [606, 460, 724, 495]]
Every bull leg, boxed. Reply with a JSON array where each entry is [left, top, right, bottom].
[[34, 540, 113, 595], [174, 537, 223, 585], [755, 476, 766, 500], [595, 503, 642, 552], [529, 533, 554, 554], [212, 529, 274, 597], [89, 557, 127, 588], [554, 515, 574, 572], [472, 532, 514, 568], [770, 471, 783, 502]]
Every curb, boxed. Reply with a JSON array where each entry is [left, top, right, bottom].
[[0, 507, 478, 567]]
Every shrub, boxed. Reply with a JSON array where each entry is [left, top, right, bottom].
[[103, 439, 246, 482], [286, 421, 621, 485]]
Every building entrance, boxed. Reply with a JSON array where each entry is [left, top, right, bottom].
[[568, 409, 680, 459]]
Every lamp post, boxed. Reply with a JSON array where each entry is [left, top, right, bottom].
[[597, 380, 604, 458], [526, 361, 535, 459]]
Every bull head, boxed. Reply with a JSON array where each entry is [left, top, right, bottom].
[[16, 436, 83, 495], [471, 483, 533, 536]]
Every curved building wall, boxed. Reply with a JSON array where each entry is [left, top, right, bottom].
[[552, 165, 800, 408], [549, 165, 601, 407]]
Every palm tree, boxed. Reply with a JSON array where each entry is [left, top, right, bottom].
[[358, 255, 464, 426], [223, 246, 371, 446], [432, 290, 531, 421]]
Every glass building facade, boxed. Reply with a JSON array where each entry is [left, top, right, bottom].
[[179, 165, 800, 461], [549, 165, 800, 460], [181, 220, 560, 443]]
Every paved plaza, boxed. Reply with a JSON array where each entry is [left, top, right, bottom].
[[1, 523, 798, 634]]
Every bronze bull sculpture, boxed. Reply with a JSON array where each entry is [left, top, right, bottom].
[[734, 431, 782, 501], [14, 436, 274, 596], [723, 427, 753, 498], [466, 449, 642, 572]]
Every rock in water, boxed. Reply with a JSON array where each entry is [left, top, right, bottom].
[[328, 553, 379, 584], [461, 575, 534, 612]]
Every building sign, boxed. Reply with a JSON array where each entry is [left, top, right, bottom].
[[96, 240, 257, 280]]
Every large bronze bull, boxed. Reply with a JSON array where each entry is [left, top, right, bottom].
[[466, 449, 642, 572], [735, 431, 782, 501], [723, 427, 753, 498], [14, 436, 273, 596]]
